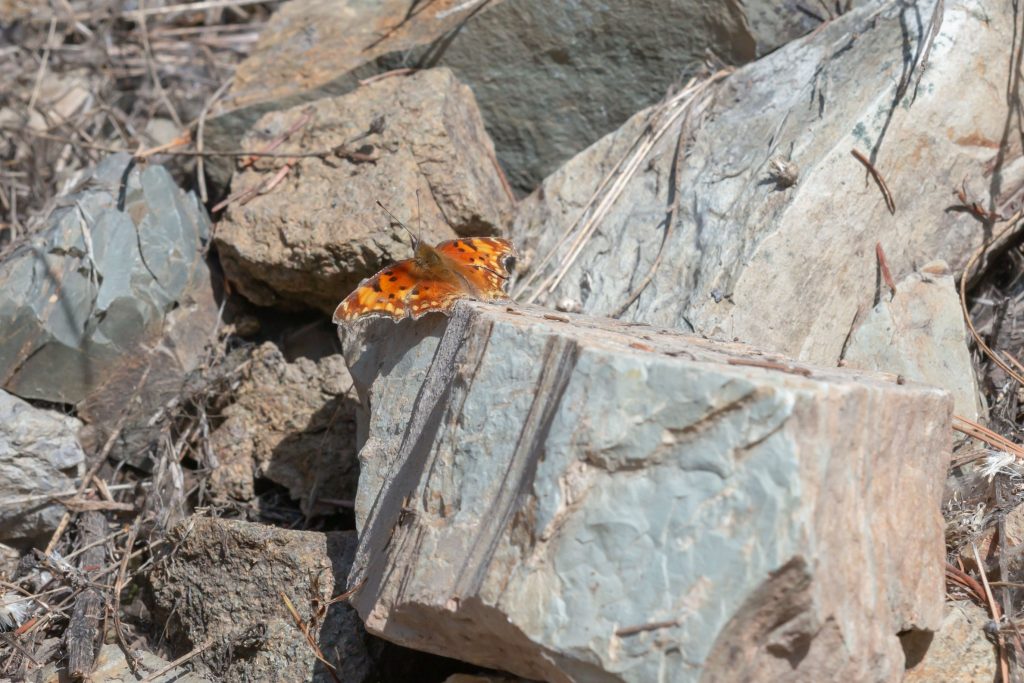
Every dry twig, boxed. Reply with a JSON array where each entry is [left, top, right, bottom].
[[952, 179, 1005, 223], [195, 77, 234, 203], [64, 512, 106, 679], [110, 525, 141, 676], [973, 544, 1011, 683], [875, 241, 896, 297], [727, 357, 813, 377], [959, 209, 1024, 386], [614, 619, 680, 637], [138, 637, 215, 683], [952, 415, 1024, 460], [851, 148, 895, 214]]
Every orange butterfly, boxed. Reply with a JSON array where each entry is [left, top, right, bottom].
[[333, 208, 517, 323]]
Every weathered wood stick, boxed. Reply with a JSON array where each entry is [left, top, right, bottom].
[[65, 511, 106, 680]]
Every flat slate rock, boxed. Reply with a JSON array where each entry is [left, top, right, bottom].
[[512, 0, 1021, 368]]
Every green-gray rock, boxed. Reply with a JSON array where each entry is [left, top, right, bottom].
[[342, 300, 951, 682], [0, 154, 211, 405]]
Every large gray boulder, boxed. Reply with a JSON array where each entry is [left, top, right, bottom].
[[206, 0, 840, 191], [0, 153, 212, 405], [342, 301, 951, 682], [0, 390, 85, 545], [512, 0, 1019, 367]]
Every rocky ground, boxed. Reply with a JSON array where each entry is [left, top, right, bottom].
[[0, 1, 1022, 682]]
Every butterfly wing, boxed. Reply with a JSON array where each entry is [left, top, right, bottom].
[[333, 259, 419, 322], [434, 237, 517, 299], [404, 278, 466, 319], [333, 258, 465, 323], [334, 236, 518, 323]]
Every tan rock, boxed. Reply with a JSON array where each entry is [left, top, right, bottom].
[[903, 600, 995, 683], [1003, 500, 1024, 546], [149, 517, 372, 683], [215, 68, 513, 313], [207, 343, 358, 511]]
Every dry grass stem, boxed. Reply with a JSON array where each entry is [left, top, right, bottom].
[[850, 148, 896, 215], [516, 67, 734, 304], [875, 242, 896, 297], [972, 544, 1011, 683], [280, 591, 340, 682], [959, 209, 1024, 386], [952, 415, 1024, 459]]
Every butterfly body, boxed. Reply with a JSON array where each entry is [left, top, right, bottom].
[[333, 236, 517, 323]]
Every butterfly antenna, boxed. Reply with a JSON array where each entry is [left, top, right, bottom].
[[415, 189, 424, 244], [376, 200, 418, 248]]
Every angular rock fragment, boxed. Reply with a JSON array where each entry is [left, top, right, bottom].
[[207, 342, 359, 510], [343, 301, 951, 683], [0, 390, 85, 545], [33, 643, 214, 683], [0, 153, 212, 405], [903, 600, 995, 683], [214, 68, 513, 313], [0, 69, 93, 136], [513, 0, 1021, 366], [207, 0, 839, 190], [843, 261, 982, 421], [0, 542, 17, 578], [149, 517, 373, 683]]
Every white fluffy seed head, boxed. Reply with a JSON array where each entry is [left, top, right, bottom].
[[0, 592, 30, 630], [980, 450, 1018, 481]]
